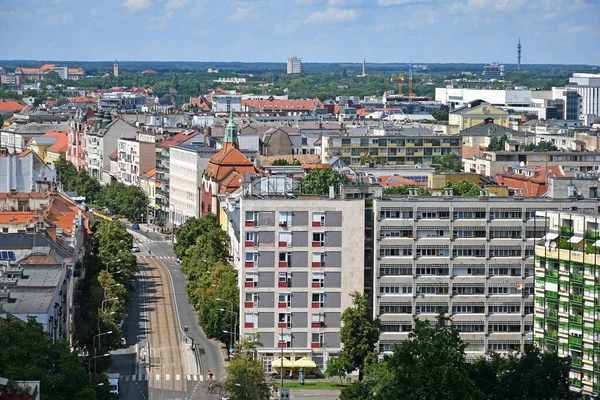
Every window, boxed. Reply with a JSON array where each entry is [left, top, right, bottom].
[[279, 232, 292, 247], [489, 230, 522, 239], [415, 267, 449, 276], [453, 324, 484, 332], [245, 252, 257, 268], [312, 272, 325, 288], [417, 211, 449, 219], [380, 210, 413, 219], [381, 324, 412, 332], [244, 312, 258, 328], [452, 286, 485, 295], [416, 286, 448, 295], [380, 247, 413, 257], [416, 248, 449, 257], [379, 304, 412, 314], [380, 266, 412, 276], [312, 252, 324, 268], [381, 229, 413, 238], [380, 286, 412, 295], [453, 210, 486, 219], [312, 232, 324, 247], [311, 332, 324, 348], [488, 304, 520, 313], [278, 272, 290, 287], [279, 211, 292, 227], [415, 304, 448, 314], [245, 272, 258, 287], [245, 293, 258, 307], [278, 293, 291, 308], [489, 249, 521, 257], [454, 230, 486, 238], [490, 210, 522, 220], [245, 211, 257, 227], [245, 232, 257, 247], [489, 324, 520, 332], [312, 212, 326, 227], [279, 252, 290, 267], [311, 313, 325, 327], [278, 313, 291, 328], [453, 248, 485, 257], [452, 305, 485, 313], [312, 292, 324, 308], [488, 342, 520, 351], [263, 357, 273, 373], [278, 332, 291, 348]]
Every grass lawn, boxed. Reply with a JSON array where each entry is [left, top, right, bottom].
[[280, 381, 345, 389]]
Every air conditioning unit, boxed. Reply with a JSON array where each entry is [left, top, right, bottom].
[[287, 243, 292, 248]]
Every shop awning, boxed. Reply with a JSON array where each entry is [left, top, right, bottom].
[[543, 233, 559, 241], [272, 358, 294, 368], [294, 357, 317, 368], [568, 236, 584, 243]]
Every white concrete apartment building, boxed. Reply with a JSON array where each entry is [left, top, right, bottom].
[[168, 144, 217, 225], [372, 195, 598, 360], [435, 87, 532, 109], [287, 57, 301, 74], [86, 117, 139, 181], [236, 186, 364, 372], [567, 73, 600, 124], [117, 138, 155, 186]]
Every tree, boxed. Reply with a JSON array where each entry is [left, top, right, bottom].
[[444, 179, 480, 196], [56, 96, 69, 107], [339, 292, 382, 380], [326, 354, 353, 384], [359, 152, 381, 166], [384, 314, 482, 400], [0, 317, 96, 400], [434, 152, 462, 172], [487, 135, 508, 151], [272, 159, 290, 166], [301, 169, 350, 196], [430, 109, 448, 121], [221, 335, 272, 400], [383, 185, 431, 196], [173, 214, 223, 259], [525, 141, 558, 152]]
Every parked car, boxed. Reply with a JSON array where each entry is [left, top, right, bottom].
[[131, 245, 140, 253], [132, 224, 140, 230]]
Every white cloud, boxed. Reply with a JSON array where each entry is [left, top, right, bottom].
[[377, 0, 429, 6], [295, 0, 319, 4], [149, 11, 173, 31], [42, 13, 72, 26], [123, 0, 151, 11], [328, 0, 363, 5], [228, 6, 259, 22], [466, 0, 524, 10], [0, 10, 18, 17], [305, 7, 357, 24], [165, 0, 189, 8], [560, 24, 596, 33]]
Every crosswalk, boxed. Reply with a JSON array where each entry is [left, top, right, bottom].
[[136, 239, 171, 243], [121, 374, 204, 382], [135, 255, 177, 260]]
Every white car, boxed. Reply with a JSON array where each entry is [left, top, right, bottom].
[[131, 245, 140, 253]]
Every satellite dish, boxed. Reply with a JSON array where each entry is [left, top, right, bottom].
[[545, 241, 550, 248], [516, 284, 523, 291], [551, 242, 557, 250], [519, 161, 525, 167]]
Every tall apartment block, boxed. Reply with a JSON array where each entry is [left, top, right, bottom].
[[534, 211, 600, 397], [287, 57, 302, 75], [233, 178, 365, 372], [372, 195, 597, 360]]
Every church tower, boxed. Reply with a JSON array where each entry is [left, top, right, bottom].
[[113, 60, 119, 77]]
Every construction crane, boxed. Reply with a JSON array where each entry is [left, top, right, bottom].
[[408, 64, 415, 103], [391, 72, 404, 97]]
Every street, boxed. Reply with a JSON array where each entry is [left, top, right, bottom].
[[108, 222, 224, 400]]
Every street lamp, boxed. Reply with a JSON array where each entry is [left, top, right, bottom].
[[217, 298, 237, 349], [93, 330, 113, 373], [101, 297, 119, 311], [103, 283, 122, 300], [220, 308, 238, 350], [88, 353, 110, 378]]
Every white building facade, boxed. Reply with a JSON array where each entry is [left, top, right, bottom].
[[117, 138, 155, 186]]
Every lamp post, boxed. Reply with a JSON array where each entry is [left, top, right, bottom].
[[93, 330, 113, 373], [103, 283, 122, 300], [217, 298, 236, 349], [88, 353, 110, 381], [220, 308, 238, 351]]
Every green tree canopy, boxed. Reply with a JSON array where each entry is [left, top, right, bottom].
[[272, 159, 290, 166], [0, 317, 96, 400], [430, 109, 448, 121], [383, 315, 482, 400], [525, 140, 558, 152], [173, 214, 223, 259], [301, 169, 350, 196], [221, 335, 272, 400], [487, 135, 508, 151], [339, 292, 382, 380], [444, 179, 481, 196], [434, 152, 462, 172], [383, 185, 431, 196]]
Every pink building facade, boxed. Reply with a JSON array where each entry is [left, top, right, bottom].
[[67, 109, 89, 170]]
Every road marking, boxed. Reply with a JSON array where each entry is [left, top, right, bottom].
[[155, 374, 160, 381], [131, 375, 137, 381], [165, 374, 170, 381], [186, 375, 191, 381], [200, 375, 204, 382], [176, 374, 181, 381], [192, 375, 197, 381]]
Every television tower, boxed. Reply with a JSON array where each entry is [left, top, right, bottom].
[[362, 58, 366, 76], [517, 38, 522, 70]]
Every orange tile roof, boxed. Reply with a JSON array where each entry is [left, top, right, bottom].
[[0, 101, 25, 112], [44, 194, 91, 236], [40, 64, 55, 71], [47, 131, 68, 153], [142, 168, 156, 178], [17, 149, 31, 157], [108, 150, 118, 159], [0, 212, 39, 225], [495, 165, 564, 196], [0, 192, 45, 199], [158, 130, 201, 148], [69, 96, 96, 103], [219, 170, 244, 194], [46, 99, 57, 106], [68, 68, 85, 74], [301, 163, 332, 170]]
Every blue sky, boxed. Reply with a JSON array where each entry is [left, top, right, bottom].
[[1, 0, 599, 64]]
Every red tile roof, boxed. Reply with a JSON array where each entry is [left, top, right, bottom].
[[495, 165, 564, 196], [40, 63, 55, 71], [204, 143, 259, 193], [142, 168, 156, 179], [69, 96, 96, 103], [108, 150, 118, 159], [0, 100, 25, 112], [0, 212, 39, 225], [17, 149, 31, 157], [301, 163, 332, 170], [158, 130, 201, 148], [44, 194, 91, 236], [47, 131, 68, 153]]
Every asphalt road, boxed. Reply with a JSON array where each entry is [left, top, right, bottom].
[[116, 222, 224, 400]]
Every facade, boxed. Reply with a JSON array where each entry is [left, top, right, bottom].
[[446, 102, 510, 134], [373, 196, 597, 359], [139, 168, 156, 217], [0, 150, 56, 192], [1, 122, 69, 155], [212, 95, 242, 113], [86, 116, 139, 181], [534, 211, 600, 397], [320, 130, 461, 166], [97, 92, 146, 112], [236, 188, 365, 371], [14, 64, 85, 81], [482, 62, 505, 80], [169, 144, 217, 226], [117, 138, 155, 186], [287, 57, 302, 74], [567, 73, 600, 124], [435, 88, 532, 109]]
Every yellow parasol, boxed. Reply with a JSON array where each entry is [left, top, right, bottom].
[[293, 357, 317, 368], [272, 357, 295, 368]]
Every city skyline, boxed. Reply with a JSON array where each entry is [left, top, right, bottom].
[[2, 0, 599, 65]]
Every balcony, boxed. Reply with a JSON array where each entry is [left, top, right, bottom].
[[545, 331, 558, 339], [244, 322, 254, 328], [560, 227, 574, 236], [570, 273, 584, 282], [569, 315, 583, 324], [245, 262, 255, 268], [568, 336, 583, 346], [570, 294, 584, 303], [312, 241, 324, 248], [584, 231, 599, 240], [277, 342, 289, 348], [279, 241, 291, 248], [245, 220, 257, 227], [278, 322, 290, 329], [312, 321, 324, 328], [312, 261, 323, 268], [278, 280, 290, 288], [244, 301, 255, 308], [278, 302, 288, 309], [311, 343, 321, 349]]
